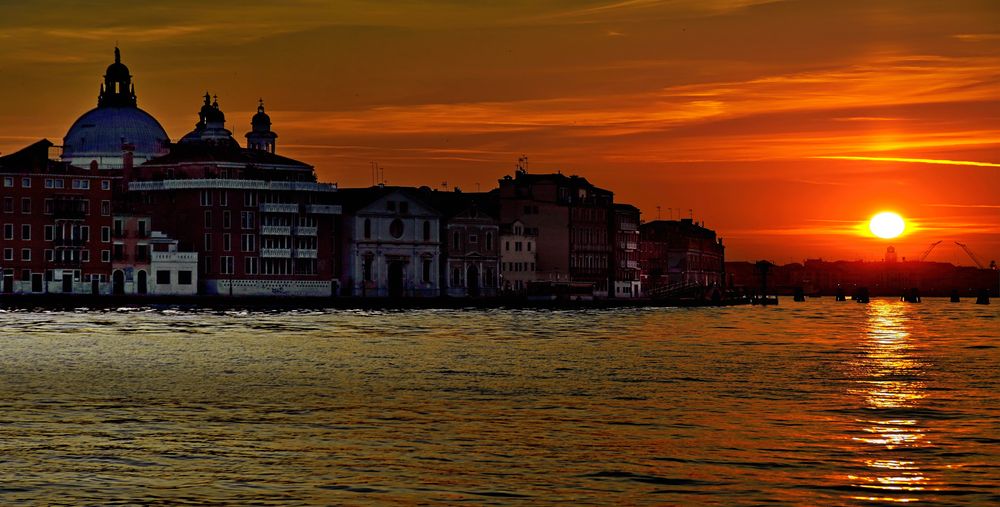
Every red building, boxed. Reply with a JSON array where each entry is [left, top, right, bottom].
[[122, 95, 341, 296], [640, 218, 726, 292], [0, 140, 116, 294], [498, 169, 614, 297]]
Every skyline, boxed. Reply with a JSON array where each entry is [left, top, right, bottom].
[[1, 0, 998, 263]]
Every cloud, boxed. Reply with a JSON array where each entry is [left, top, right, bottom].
[[812, 156, 1000, 168]]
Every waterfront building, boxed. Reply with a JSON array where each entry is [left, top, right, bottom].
[[336, 187, 442, 298], [639, 218, 726, 291], [423, 191, 500, 297], [612, 204, 642, 298], [123, 95, 340, 296], [498, 169, 614, 297], [62, 48, 169, 169], [0, 140, 115, 294], [499, 219, 537, 294]]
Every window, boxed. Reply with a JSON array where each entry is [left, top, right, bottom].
[[389, 219, 404, 239], [363, 255, 374, 282], [3, 224, 11, 240], [486, 233, 494, 250], [505, 241, 510, 252], [3, 248, 12, 261], [200, 190, 212, 206], [101, 200, 111, 216], [363, 219, 371, 239], [241, 234, 256, 252], [223, 233, 231, 252], [156, 270, 171, 284], [244, 257, 258, 275], [44, 225, 54, 241], [2, 177, 11, 187], [240, 211, 255, 229], [45, 249, 54, 262], [243, 191, 257, 207], [515, 241, 522, 252], [386, 200, 397, 212], [21, 224, 30, 240], [453, 231, 461, 250], [469, 234, 478, 244], [81, 250, 90, 263], [21, 248, 30, 261], [44, 178, 64, 189], [202, 256, 212, 274], [204, 233, 212, 251], [113, 243, 125, 260], [135, 244, 149, 262], [400, 202, 409, 214], [113, 219, 123, 237], [101, 250, 110, 262], [101, 180, 111, 191], [21, 177, 30, 188], [422, 258, 431, 283], [452, 267, 461, 287], [72, 179, 90, 190], [3, 197, 13, 213], [219, 191, 228, 206], [101, 226, 110, 243], [222, 210, 231, 229], [21, 197, 31, 214], [423, 221, 431, 241], [178, 271, 193, 285], [220, 256, 234, 275], [137, 221, 147, 238], [204, 210, 213, 228], [527, 242, 532, 252]]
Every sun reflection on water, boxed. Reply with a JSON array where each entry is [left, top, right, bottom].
[[846, 300, 937, 503]]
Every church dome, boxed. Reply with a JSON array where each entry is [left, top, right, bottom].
[[61, 48, 169, 169], [62, 107, 169, 167]]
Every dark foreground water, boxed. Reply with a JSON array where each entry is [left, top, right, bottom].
[[0, 299, 997, 506]]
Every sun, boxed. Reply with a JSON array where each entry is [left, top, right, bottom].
[[869, 211, 905, 239]]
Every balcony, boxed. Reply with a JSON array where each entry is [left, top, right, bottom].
[[259, 203, 299, 213], [152, 251, 198, 262], [294, 226, 317, 236], [620, 260, 639, 269], [260, 248, 292, 258], [261, 225, 292, 235], [294, 249, 318, 259], [305, 204, 341, 215], [53, 238, 86, 247]]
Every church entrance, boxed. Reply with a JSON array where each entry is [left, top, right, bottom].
[[466, 265, 480, 297], [387, 261, 405, 298]]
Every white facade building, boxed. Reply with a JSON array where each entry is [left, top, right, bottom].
[[500, 220, 537, 294], [339, 188, 441, 297]]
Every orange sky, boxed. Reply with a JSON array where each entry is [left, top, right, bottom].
[[1, 0, 998, 263]]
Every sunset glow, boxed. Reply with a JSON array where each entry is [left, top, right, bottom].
[[870, 212, 906, 239], [0, 1, 997, 262]]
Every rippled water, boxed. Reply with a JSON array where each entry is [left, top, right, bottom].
[[0, 299, 997, 505]]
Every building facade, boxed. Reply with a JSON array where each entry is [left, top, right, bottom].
[[337, 188, 442, 298], [640, 218, 725, 291], [124, 96, 340, 296], [499, 219, 537, 294], [0, 140, 116, 295], [612, 204, 642, 298], [498, 170, 614, 297]]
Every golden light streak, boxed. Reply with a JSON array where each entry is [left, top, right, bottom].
[[813, 156, 1000, 168]]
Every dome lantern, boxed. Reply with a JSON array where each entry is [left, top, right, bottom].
[[246, 98, 277, 153]]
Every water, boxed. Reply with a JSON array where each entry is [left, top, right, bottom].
[[0, 299, 997, 505]]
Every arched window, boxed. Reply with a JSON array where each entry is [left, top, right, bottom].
[[485, 232, 493, 250], [363, 218, 371, 239], [453, 231, 461, 250], [423, 221, 431, 241]]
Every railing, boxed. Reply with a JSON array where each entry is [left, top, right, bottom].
[[128, 179, 337, 192], [260, 248, 292, 258], [259, 203, 299, 213], [294, 226, 317, 236], [152, 252, 198, 262], [261, 225, 292, 235], [305, 204, 341, 215], [294, 249, 318, 259]]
